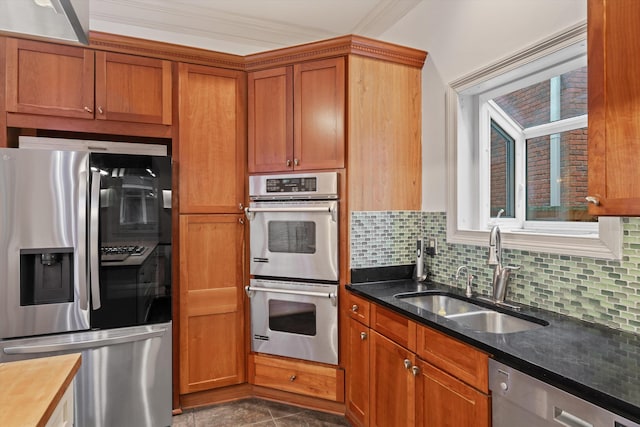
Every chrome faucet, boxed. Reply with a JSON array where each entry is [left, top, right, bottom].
[[455, 265, 474, 298], [487, 223, 520, 303]]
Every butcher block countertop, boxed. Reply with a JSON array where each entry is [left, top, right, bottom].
[[0, 353, 81, 427]]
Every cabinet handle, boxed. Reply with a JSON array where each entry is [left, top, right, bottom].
[[239, 217, 245, 225], [585, 196, 600, 206], [286, 159, 292, 167], [98, 106, 104, 115], [411, 365, 420, 377], [294, 158, 299, 166], [84, 106, 93, 113], [360, 332, 367, 340], [351, 304, 359, 313], [239, 203, 244, 210], [289, 375, 297, 382], [403, 359, 412, 370]]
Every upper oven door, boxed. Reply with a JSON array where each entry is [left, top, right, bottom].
[[246, 200, 338, 281]]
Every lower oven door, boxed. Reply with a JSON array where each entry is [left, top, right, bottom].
[[246, 279, 338, 365]]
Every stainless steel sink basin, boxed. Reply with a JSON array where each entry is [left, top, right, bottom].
[[395, 292, 547, 334], [446, 310, 545, 333], [397, 294, 484, 317]]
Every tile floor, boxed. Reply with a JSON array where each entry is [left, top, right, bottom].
[[171, 398, 352, 427]]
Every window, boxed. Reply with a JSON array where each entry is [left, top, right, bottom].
[[446, 22, 622, 259]]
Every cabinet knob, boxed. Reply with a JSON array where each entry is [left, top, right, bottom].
[[585, 196, 600, 206], [238, 203, 244, 210], [289, 375, 297, 382], [286, 159, 292, 167], [403, 359, 412, 370], [84, 106, 93, 113], [294, 158, 299, 166], [98, 106, 104, 115], [411, 365, 420, 377], [238, 217, 245, 225], [351, 304, 359, 313], [360, 332, 367, 340]]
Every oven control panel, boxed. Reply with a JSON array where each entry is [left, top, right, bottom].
[[249, 172, 338, 200]]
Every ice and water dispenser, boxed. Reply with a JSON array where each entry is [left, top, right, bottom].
[[20, 248, 74, 305]]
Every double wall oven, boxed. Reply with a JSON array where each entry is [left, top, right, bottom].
[[245, 172, 339, 365]]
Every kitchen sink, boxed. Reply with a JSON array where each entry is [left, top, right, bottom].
[[446, 310, 545, 333], [395, 292, 547, 334], [396, 293, 484, 317]]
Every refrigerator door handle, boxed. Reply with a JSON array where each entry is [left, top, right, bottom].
[[90, 171, 101, 310], [78, 170, 89, 310], [3, 327, 168, 354]]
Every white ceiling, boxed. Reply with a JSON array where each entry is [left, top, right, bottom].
[[89, 0, 423, 55]]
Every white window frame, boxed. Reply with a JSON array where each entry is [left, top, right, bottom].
[[446, 21, 622, 260]]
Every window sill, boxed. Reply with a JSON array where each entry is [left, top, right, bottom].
[[446, 217, 622, 260]]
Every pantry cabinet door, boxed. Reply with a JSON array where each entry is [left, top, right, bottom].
[[178, 63, 246, 214], [179, 214, 245, 393]]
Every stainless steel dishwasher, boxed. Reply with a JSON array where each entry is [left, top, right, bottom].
[[489, 359, 639, 427]]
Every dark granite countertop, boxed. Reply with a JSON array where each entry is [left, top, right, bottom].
[[346, 278, 640, 423]]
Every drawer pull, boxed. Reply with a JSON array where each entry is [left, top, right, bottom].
[[411, 366, 420, 377], [289, 375, 297, 382], [403, 359, 412, 370], [360, 332, 367, 340], [352, 304, 359, 312]]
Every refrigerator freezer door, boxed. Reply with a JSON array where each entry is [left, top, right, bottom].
[[0, 322, 172, 427], [0, 148, 90, 339]]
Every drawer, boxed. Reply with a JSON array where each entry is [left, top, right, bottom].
[[416, 325, 489, 392], [371, 304, 417, 352], [345, 292, 370, 326], [249, 354, 345, 402]]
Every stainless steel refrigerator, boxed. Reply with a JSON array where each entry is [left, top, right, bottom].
[[0, 138, 173, 427]]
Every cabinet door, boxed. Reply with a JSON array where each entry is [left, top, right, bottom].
[[345, 318, 370, 427], [179, 214, 245, 394], [178, 63, 246, 213], [95, 51, 172, 125], [5, 38, 94, 119], [415, 359, 490, 427], [248, 66, 293, 172], [588, 0, 640, 215], [294, 57, 345, 170], [370, 330, 415, 427]]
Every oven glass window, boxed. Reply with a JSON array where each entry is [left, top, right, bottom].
[[268, 221, 316, 254], [268, 299, 316, 336]]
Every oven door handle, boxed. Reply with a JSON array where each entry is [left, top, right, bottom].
[[244, 205, 337, 222], [245, 285, 337, 306]]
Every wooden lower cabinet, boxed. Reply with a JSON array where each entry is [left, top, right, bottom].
[[370, 330, 416, 427], [415, 359, 490, 427], [345, 317, 370, 426], [179, 214, 245, 394], [345, 299, 491, 427]]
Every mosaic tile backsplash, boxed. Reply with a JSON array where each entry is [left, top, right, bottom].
[[350, 211, 640, 334]]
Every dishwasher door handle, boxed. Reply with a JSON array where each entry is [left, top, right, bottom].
[[553, 407, 593, 427]]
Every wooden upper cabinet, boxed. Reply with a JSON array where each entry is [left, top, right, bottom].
[[5, 38, 94, 119], [588, 0, 640, 215], [248, 66, 293, 172], [5, 38, 172, 125], [247, 57, 345, 173], [177, 63, 246, 213], [95, 51, 172, 125], [293, 57, 345, 171]]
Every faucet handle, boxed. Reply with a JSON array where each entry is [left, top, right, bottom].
[[504, 264, 522, 271]]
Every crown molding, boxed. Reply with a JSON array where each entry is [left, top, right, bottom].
[[89, 31, 246, 70], [244, 35, 427, 71], [89, 32, 426, 71]]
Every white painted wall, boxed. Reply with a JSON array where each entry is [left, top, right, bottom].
[[378, 0, 587, 212]]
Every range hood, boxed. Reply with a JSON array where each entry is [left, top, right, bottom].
[[0, 0, 89, 45]]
